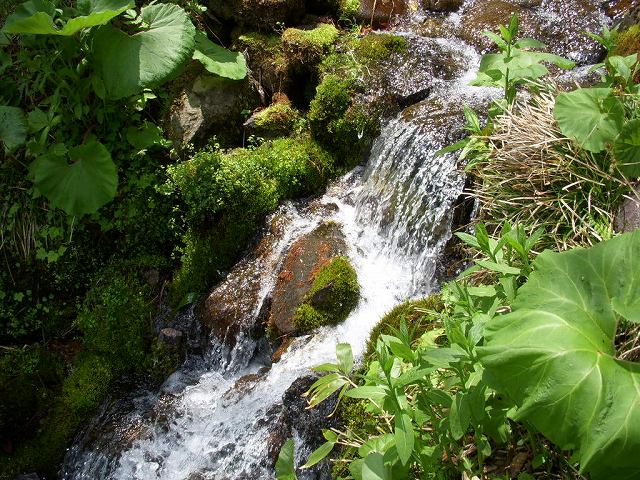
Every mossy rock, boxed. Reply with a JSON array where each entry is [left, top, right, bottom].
[[245, 101, 301, 138], [282, 23, 339, 67], [352, 33, 407, 64], [234, 32, 291, 96], [365, 296, 444, 357], [209, 0, 306, 29], [292, 256, 359, 333], [168, 138, 335, 302], [614, 24, 640, 82]]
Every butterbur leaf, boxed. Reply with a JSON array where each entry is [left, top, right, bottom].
[[555, 88, 624, 152], [613, 119, 640, 178], [611, 297, 640, 324], [275, 439, 297, 480], [394, 414, 414, 465], [193, 31, 247, 80], [32, 138, 117, 215], [362, 452, 389, 480], [479, 231, 640, 479], [0, 106, 27, 152], [126, 121, 170, 151], [2, 0, 131, 35], [92, 3, 196, 99]]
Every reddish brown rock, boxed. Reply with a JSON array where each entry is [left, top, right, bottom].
[[268, 222, 346, 335]]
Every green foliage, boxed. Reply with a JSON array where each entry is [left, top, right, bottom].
[[2, 0, 130, 36], [62, 353, 114, 415], [76, 268, 153, 370], [0, 105, 27, 152], [480, 231, 640, 480], [31, 137, 118, 216], [276, 438, 297, 480], [293, 256, 359, 333], [471, 14, 575, 104], [193, 30, 247, 80]]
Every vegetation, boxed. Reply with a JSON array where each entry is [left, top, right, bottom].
[[277, 15, 640, 480]]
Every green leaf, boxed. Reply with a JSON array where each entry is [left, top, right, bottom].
[[126, 121, 170, 151], [554, 88, 624, 152], [0, 106, 27, 152], [475, 260, 521, 275], [2, 0, 131, 35], [611, 297, 640, 324], [613, 119, 640, 178], [31, 138, 117, 215], [92, 3, 195, 99], [362, 452, 389, 480], [275, 439, 297, 480], [449, 392, 471, 441], [302, 441, 334, 469], [336, 342, 353, 375], [479, 231, 640, 479], [192, 31, 247, 80], [394, 413, 414, 465], [345, 386, 388, 401]]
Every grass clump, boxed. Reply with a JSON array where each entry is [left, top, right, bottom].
[[282, 23, 339, 66], [468, 91, 634, 251], [293, 256, 359, 333], [167, 138, 335, 301]]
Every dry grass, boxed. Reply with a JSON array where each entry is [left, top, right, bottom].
[[468, 91, 638, 252]]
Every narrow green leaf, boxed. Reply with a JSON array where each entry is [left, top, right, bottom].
[[394, 413, 415, 465], [345, 386, 388, 401], [275, 439, 297, 480], [475, 260, 521, 275], [301, 441, 334, 469], [449, 392, 471, 440], [336, 342, 353, 375]]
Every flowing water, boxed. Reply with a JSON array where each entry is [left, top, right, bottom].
[[61, 1, 610, 478]]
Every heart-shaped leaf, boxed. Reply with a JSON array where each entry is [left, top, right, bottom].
[[613, 119, 640, 179], [2, 0, 131, 36], [554, 88, 625, 152], [192, 31, 247, 80], [92, 3, 195, 99], [0, 106, 27, 152], [479, 231, 640, 479], [32, 138, 118, 215]]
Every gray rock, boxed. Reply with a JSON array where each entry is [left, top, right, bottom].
[[158, 328, 184, 349], [615, 186, 640, 233], [167, 73, 260, 147]]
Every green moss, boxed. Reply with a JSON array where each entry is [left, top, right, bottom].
[[168, 138, 335, 302], [308, 74, 374, 165], [293, 256, 359, 333], [365, 296, 444, 357], [252, 102, 301, 137], [235, 32, 290, 89], [282, 23, 339, 66], [614, 24, 640, 82], [339, 0, 360, 18], [76, 270, 153, 371], [353, 33, 408, 64], [62, 354, 114, 415]]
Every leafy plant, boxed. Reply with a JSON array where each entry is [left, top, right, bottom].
[[471, 14, 575, 104], [479, 230, 640, 480]]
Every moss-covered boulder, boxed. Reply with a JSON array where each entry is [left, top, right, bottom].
[[268, 222, 348, 336], [614, 24, 640, 82], [167, 138, 335, 302], [292, 256, 359, 333], [234, 32, 291, 98], [282, 23, 339, 67], [244, 96, 301, 138]]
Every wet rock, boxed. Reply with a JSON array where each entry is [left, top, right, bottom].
[[15, 474, 40, 480], [221, 367, 270, 406], [422, 0, 463, 12], [158, 328, 184, 349], [358, 0, 410, 26], [268, 222, 347, 335], [615, 186, 640, 233], [200, 214, 289, 348], [458, 0, 607, 65], [167, 73, 260, 147]]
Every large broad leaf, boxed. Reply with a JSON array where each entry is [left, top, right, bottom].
[[192, 31, 247, 80], [0, 106, 27, 152], [613, 119, 640, 179], [2, 0, 131, 36], [32, 138, 118, 215], [92, 3, 195, 99], [479, 231, 640, 480], [554, 88, 625, 153]]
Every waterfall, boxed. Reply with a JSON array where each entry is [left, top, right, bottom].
[[61, 32, 500, 480]]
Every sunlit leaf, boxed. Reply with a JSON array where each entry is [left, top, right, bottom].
[[192, 31, 247, 80]]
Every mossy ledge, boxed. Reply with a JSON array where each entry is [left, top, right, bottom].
[[292, 256, 359, 333]]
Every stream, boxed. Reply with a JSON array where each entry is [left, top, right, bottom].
[[60, 1, 611, 478]]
